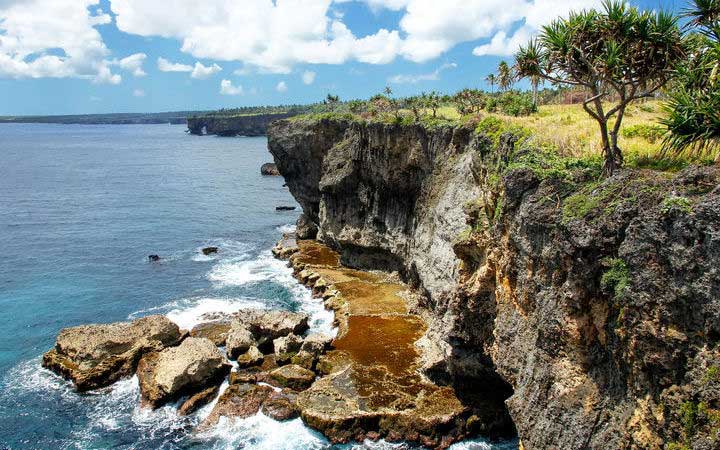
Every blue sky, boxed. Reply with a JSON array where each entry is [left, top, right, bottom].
[[0, 0, 680, 115]]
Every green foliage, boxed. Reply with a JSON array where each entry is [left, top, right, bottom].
[[662, 1, 720, 156], [486, 91, 537, 116], [661, 196, 693, 214], [681, 401, 699, 438], [667, 443, 691, 450], [601, 258, 631, 299], [706, 365, 720, 382], [622, 124, 666, 143]]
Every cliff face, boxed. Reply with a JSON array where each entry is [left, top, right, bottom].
[[187, 112, 296, 136], [268, 117, 720, 449]]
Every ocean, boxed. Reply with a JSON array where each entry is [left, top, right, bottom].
[[0, 123, 512, 450]]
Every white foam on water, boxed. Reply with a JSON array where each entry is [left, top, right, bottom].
[[196, 413, 328, 450], [165, 297, 267, 330], [1, 357, 76, 400], [276, 224, 297, 234], [192, 239, 254, 262]]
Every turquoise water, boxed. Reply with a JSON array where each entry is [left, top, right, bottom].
[[0, 124, 512, 450]]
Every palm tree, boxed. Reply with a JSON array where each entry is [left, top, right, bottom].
[[530, 74, 540, 106], [485, 74, 497, 93], [497, 61, 514, 91]]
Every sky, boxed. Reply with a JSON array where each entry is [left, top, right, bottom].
[[0, 0, 680, 115]]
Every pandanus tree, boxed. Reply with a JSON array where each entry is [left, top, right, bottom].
[[662, 0, 720, 157], [515, 0, 685, 175], [485, 73, 497, 93]]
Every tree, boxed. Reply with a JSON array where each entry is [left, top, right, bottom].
[[485, 74, 497, 93], [515, 0, 684, 175], [423, 91, 441, 117], [325, 94, 340, 111], [497, 61, 514, 91], [662, 0, 720, 157], [530, 74, 541, 107]]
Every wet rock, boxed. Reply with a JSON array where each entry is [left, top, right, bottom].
[[236, 346, 264, 368], [148, 254, 160, 262], [189, 321, 231, 346], [201, 383, 274, 428], [201, 246, 219, 256], [178, 385, 220, 416], [137, 337, 231, 409], [300, 333, 333, 355], [291, 351, 317, 371], [226, 325, 256, 360], [272, 233, 299, 258], [229, 367, 263, 384], [268, 364, 315, 391], [232, 309, 309, 340], [42, 315, 183, 391], [273, 334, 303, 355], [276, 205, 297, 211], [261, 162, 281, 176], [262, 390, 299, 421], [296, 213, 318, 239]]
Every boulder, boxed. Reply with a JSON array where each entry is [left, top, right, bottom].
[[236, 346, 264, 368], [268, 364, 315, 391], [202, 246, 219, 256], [148, 254, 161, 262], [232, 309, 309, 340], [201, 383, 274, 428], [42, 315, 183, 391], [226, 325, 256, 359], [229, 368, 263, 384], [190, 321, 231, 346], [137, 337, 231, 408], [262, 391, 299, 421], [273, 334, 303, 355], [300, 333, 333, 355], [178, 385, 220, 416], [291, 350, 317, 371], [260, 162, 281, 176]]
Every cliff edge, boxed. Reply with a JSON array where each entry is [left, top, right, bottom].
[[268, 116, 720, 449]]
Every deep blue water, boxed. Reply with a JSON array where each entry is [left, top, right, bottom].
[[0, 124, 513, 450]]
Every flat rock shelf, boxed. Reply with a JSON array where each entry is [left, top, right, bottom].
[[273, 235, 469, 448]]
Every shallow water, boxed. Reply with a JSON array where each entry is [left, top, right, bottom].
[[0, 124, 515, 449]]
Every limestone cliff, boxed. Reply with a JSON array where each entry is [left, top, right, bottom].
[[187, 112, 296, 137], [268, 117, 720, 449]]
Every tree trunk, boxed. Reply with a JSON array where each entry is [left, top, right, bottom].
[[598, 119, 618, 176]]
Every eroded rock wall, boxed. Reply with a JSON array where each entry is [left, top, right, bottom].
[[268, 118, 720, 449]]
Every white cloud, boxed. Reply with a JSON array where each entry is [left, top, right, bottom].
[[220, 79, 243, 95], [301, 70, 316, 85], [157, 57, 193, 72], [132, 88, 145, 97], [389, 62, 457, 84], [0, 0, 121, 83], [191, 61, 222, 79], [111, 52, 147, 77], [276, 81, 288, 93]]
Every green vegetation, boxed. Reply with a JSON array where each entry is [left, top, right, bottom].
[[600, 258, 631, 299], [515, 0, 685, 176], [681, 401, 699, 438], [661, 196, 693, 214], [705, 365, 720, 382], [663, 0, 720, 156], [622, 124, 666, 143]]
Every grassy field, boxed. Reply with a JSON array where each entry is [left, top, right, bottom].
[[433, 101, 717, 170]]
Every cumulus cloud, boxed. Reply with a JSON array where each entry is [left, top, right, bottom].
[[389, 62, 456, 84], [0, 0, 121, 83], [111, 52, 147, 77], [157, 57, 193, 72], [190, 62, 222, 79], [301, 70, 316, 85], [220, 79, 243, 95], [276, 81, 288, 93]]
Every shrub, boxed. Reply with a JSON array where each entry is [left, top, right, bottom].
[[622, 124, 666, 143], [600, 258, 631, 299], [495, 91, 537, 116]]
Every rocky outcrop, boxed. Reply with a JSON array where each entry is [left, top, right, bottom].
[[261, 162, 281, 176], [268, 117, 720, 449], [187, 112, 296, 137], [137, 337, 231, 408], [42, 315, 183, 391]]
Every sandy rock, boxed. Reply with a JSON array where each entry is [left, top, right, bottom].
[[300, 333, 333, 355], [236, 346, 264, 368], [190, 321, 231, 346], [268, 364, 315, 391], [226, 325, 256, 359], [274, 334, 304, 355], [201, 383, 274, 428], [137, 337, 231, 408], [42, 315, 183, 391]]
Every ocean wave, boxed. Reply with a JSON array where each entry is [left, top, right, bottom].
[[276, 224, 297, 234], [191, 239, 254, 262], [129, 296, 268, 330]]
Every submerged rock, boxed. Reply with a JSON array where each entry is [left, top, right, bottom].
[[148, 254, 161, 262], [137, 337, 231, 409], [260, 162, 281, 176], [201, 246, 219, 256], [42, 315, 183, 391], [275, 206, 297, 211]]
